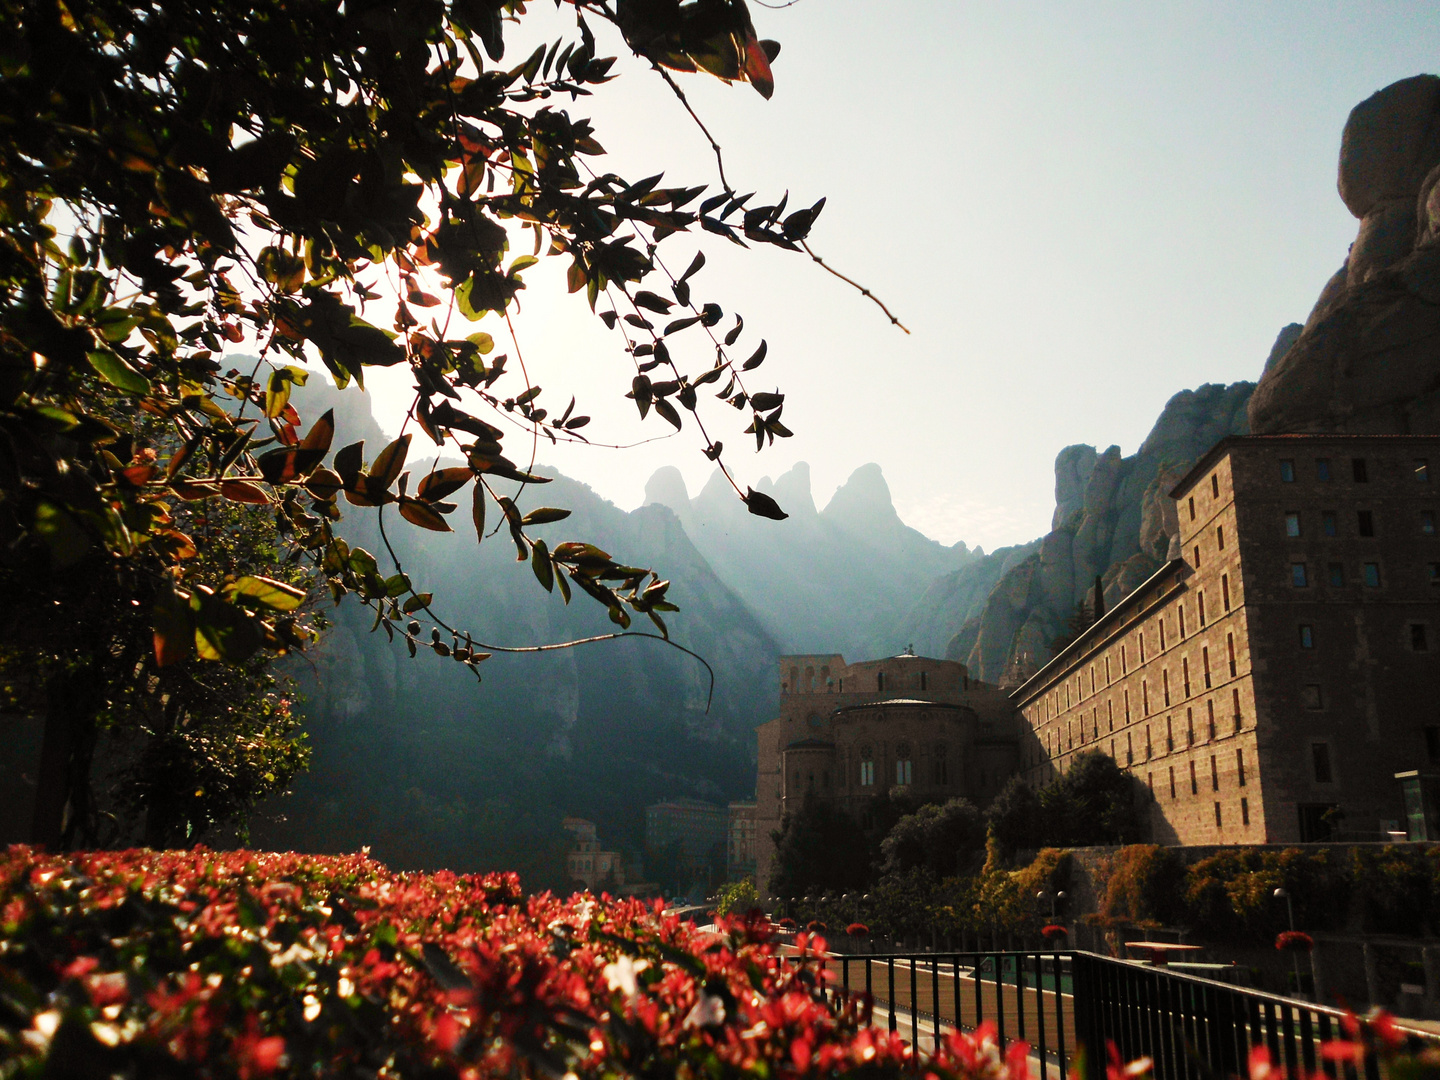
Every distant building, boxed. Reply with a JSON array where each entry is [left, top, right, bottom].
[[644, 798, 727, 875], [563, 816, 625, 891], [1014, 434, 1440, 845], [726, 800, 757, 880], [753, 651, 1021, 894]]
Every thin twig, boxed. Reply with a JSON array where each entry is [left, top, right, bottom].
[[801, 240, 910, 334], [653, 65, 732, 195]]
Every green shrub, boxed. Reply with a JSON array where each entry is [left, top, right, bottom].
[[1184, 847, 1347, 941], [715, 877, 760, 917], [1351, 847, 1437, 935]]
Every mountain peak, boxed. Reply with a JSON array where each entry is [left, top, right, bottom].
[[643, 465, 691, 515], [821, 462, 901, 533], [755, 462, 816, 518]]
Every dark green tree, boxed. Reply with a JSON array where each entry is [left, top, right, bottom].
[[879, 798, 986, 878], [1043, 750, 1145, 847], [768, 795, 872, 899], [986, 776, 1044, 854]]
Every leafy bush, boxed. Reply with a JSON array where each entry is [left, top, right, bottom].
[[987, 752, 1143, 854], [0, 847, 1037, 1079], [714, 877, 760, 917], [1349, 846, 1440, 936], [1183, 847, 1347, 942], [1095, 845, 1186, 929]]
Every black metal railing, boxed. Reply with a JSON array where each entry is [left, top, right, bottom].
[[826, 950, 1077, 1079], [823, 949, 1440, 1080]]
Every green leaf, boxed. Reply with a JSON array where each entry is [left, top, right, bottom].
[[228, 575, 306, 611], [531, 538, 554, 591], [86, 350, 150, 394], [521, 507, 571, 526], [402, 593, 433, 613], [369, 434, 411, 491], [33, 501, 91, 567], [472, 482, 487, 544]]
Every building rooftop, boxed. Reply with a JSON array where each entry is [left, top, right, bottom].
[[1168, 432, 1440, 499]]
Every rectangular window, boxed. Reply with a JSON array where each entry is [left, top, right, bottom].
[[1323, 511, 1337, 536], [1237, 749, 1246, 787], [1303, 683, 1324, 710], [1352, 457, 1368, 483], [1188, 496, 1196, 521], [1299, 624, 1314, 649], [1121, 644, 1128, 674], [1210, 755, 1219, 791], [1291, 563, 1308, 588], [1179, 606, 1187, 637], [1208, 699, 1217, 739], [1124, 688, 1130, 721], [1182, 657, 1191, 698], [1358, 509, 1375, 537], [1329, 562, 1345, 587], [1411, 624, 1430, 652], [1211, 474, 1220, 498], [1145, 726, 1153, 760], [1217, 525, 1225, 550], [1108, 699, 1114, 731], [1241, 797, 1250, 826], [1198, 592, 1207, 626], [1281, 459, 1295, 482], [1422, 510, 1436, 535], [1363, 562, 1381, 588], [1162, 671, 1170, 707], [1316, 458, 1331, 482], [1227, 633, 1237, 677], [1202, 646, 1211, 688], [1285, 511, 1301, 537], [1190, 760, 1199, 795], [1106, 656, 1111, 684], [1186, 707, 1195, 746], [1194, 544, 1202, 568], [1140, 634, 1146, 662], [1214, 802, 1223, 828], [1166, 716, 1174, 752], [1160, 621, 1167, 649], [1312, 743, 1333, 783], [1222, 574, 1231, 611], [1126, 733, 1133, 766], [1231, 688, 1241, 731], [1418, 459, 1431, 483], [1169, 766, 1176, 799]]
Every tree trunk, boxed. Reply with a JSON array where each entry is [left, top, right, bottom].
[[30, 666, 100, 850]]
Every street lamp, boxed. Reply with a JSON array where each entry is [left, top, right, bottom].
[[1036, 889, 1068, 920], [1274, 887, 1303, 997]]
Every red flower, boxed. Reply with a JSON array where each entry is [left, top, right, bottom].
[[846, 922, 870, 937], [234, 1015, 285, 1079], [1041, 924, 1068, 942], [1275, 930, 1314, 953]]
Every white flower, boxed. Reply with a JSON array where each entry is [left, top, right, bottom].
[[603, 956, 649, 1000], [683, 994, 727, 1029]]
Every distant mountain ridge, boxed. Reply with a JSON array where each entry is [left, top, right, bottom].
[[642, 460, 977, 659]]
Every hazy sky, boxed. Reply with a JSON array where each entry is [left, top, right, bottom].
[[355, 1, 1440, 551]]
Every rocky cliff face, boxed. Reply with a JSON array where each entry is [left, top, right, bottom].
[[1250, 74, 1440, 435], [912, 382, 1254, 682], [643, 461, 976, 659]]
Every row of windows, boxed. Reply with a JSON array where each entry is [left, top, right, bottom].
[[1298, 622, 1430, 651], [1290, 561, 1399, 588], [1157, 749, 1247, 799], [1284, 508, 1436, 538], [1028, 690, 1247, 768], [1279, 457, 1430, 483]]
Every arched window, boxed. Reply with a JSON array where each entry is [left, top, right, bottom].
[[789, 666, 799, 692], [877, 671, 885, 692], [805, 665, 815, 691], [895, 743, 913, 786], [859, 745, 874, 787], [919, 671, 928, 691], [934, 743, 948, 784]]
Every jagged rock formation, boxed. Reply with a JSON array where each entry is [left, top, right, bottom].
[[918, 382, 1254, 682], [643, 461, 975, 659], [1250, 74, 1440, 435]]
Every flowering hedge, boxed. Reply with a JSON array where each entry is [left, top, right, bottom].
[[0, 847, 1035, 1079]]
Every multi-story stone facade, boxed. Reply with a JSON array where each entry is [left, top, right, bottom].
[[753, 652, 1019, 895], [727, 801, 757, 881], [1013, 434, 1440, 845], [563, 816, 626, 891]]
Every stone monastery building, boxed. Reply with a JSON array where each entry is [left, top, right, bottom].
[[753, 652, 1019, 892], [754, 434, 1440, 892]]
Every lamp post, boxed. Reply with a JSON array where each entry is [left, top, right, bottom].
[[1275, 887, 1303, 998]]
